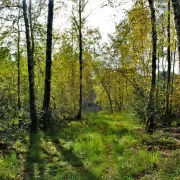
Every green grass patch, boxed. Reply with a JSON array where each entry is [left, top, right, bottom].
[[0, 152, 21, 179], [0, 112, 179, 179]]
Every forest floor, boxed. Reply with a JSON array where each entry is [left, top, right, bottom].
[[0, 112, 179, 180]]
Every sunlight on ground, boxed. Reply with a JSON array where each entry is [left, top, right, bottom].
[[0, 112, 179, 179]]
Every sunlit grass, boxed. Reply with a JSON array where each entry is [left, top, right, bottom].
[[0, 152, 20, 179], [0, 112, 179, 179]]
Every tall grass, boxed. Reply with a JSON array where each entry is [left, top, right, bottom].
[[0, 152, 20, 179]]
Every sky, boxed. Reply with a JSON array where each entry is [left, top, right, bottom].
[[86, 0, 133, 41], [55, 0, 133, 42]]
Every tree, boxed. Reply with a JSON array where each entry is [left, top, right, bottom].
[[165, 0, 171, 125], [93, 61, 114, 113], [17, 4, 21, 110], [22, 0, 38, 132], [171, 0, 180, 71], [43, 0, 54, 129], [72, 0, 89, 120], [111, 0, 151, 118], [77, 0, 83, 120], [52, 33, 79, 117], [146, 0, 157, 132]]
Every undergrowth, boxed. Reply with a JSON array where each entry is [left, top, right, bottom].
[[0, 112, 179, 179]]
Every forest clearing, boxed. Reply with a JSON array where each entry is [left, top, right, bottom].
[[1, 0, 180, 179]]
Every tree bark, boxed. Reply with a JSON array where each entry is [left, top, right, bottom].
[[147, 0, 157, 133], [43, 0, 54, 129], [171, 0, 180, 71], [170, 43, 176, 116], [29, 0, 35, 54], [23, 0, 37, 132], [101, 82, 113, 113], [100, 79, 113, 113], [165, 0, 171, 126], [156, 51, 160, 108], [17, 8, 21, 110], [76, 0, 83, 120]]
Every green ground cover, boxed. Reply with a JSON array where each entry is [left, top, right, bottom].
[[0, 112, 179, 179]]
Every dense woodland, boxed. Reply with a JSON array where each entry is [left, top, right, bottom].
[[0, 0, 180, 179]]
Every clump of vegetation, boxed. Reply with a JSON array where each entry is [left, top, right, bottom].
[[0, 152, 21, 179]]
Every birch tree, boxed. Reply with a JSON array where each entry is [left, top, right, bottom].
[[72, 0, 89, 120]]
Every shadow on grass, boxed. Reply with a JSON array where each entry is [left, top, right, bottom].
[[46, 131, 98, 180], [24, 131, 98, 179], [24, 133, 45, 180], [23, 112, 131, 179]]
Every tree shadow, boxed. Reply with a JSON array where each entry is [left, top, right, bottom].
[[45, 131, 98, 180], [24, 133, 45, 180], [23, 113, 123, 179]]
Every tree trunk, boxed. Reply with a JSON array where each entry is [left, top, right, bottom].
[[147, 0, 157, 133], [100, 81, 113, 113], [17, 8, 21, 110], [23, 0, 37, 133], [156, 51, 160, 108], [171, 0, 180, 71], [76, 0, 83, 120], [170, 42, 176, 116], [29, 0, 35, 54], [43, 0, 54, 129], [165, 0, 171, 126], [107, 91, 113, 113]]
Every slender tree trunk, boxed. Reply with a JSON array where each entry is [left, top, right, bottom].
[[156, 52, 160, 108], [115, 99, 121, 111], [120, 81, 124, 111], [170, 42, 176, 115], [103, 86, 113, 113], [43, 0, 54, 129], [117, 87, 122, 111], [165, 0, 171, 126], [23, 0, 37, 133], [108, 93, 113, 114], [29, 0, 34, 54], [171, 0, 180, 71], [71, 30, 76, 117], [120, 92, 124, 111], [147, 0, 157, 133], [76, 0, 83, 120], [126, 79, 128, 97], [17, 9, 21, 110], [100, 80, 113, 113]]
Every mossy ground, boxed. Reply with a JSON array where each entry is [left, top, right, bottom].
[[0, 112, 179, 179]]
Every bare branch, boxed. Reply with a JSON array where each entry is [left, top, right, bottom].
[[72, 10, 79, 29], [81, 0, 88, 11]]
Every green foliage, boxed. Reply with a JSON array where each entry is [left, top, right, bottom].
[[156, 151, 180, 179], [0, 152, 20, 179], [118, 150, 159, 178]]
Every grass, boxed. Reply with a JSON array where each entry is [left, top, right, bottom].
[[0, 112, 179, 179], [0, 152, 21, 179]]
